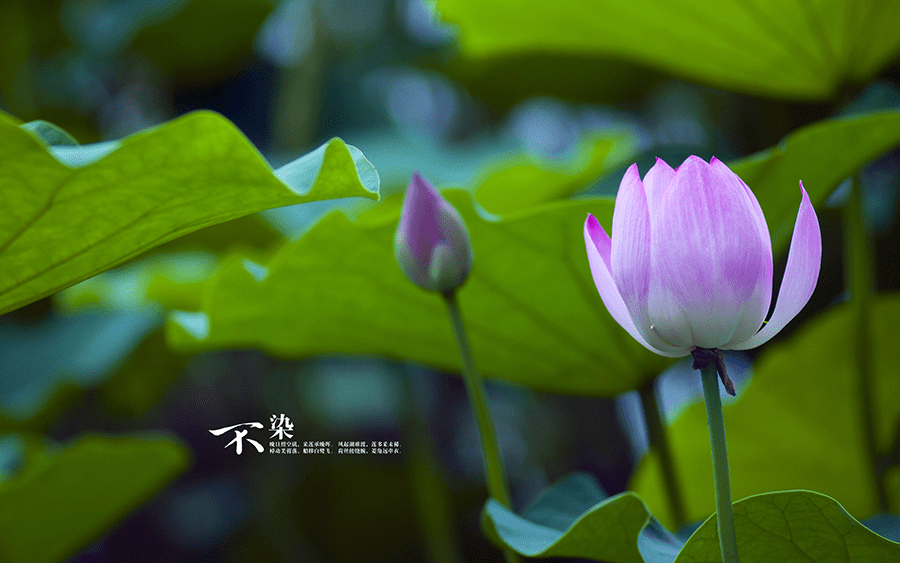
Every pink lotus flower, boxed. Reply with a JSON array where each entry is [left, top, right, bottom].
[[395, 172, 473, 293], [584, 156, 821, 360]]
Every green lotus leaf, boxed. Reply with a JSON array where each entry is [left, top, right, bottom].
[[474, 110, 900, 255], [475, 132, 634, 214], [632, 294, 900, 529], [168, 191, 672, 396], [675, 490, 900, 562], [0, 110, 378, 316], [436, 0, 900, 100], [483, 472, 681, 562], [0, 434, 189, 563]]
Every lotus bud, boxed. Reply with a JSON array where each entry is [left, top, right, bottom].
[[395, 172, 473, 293]]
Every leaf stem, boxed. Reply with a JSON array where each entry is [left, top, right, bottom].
[[442, 290, 521, 563], [700, 364, 739, 563], [844, 174, 888, 510], [638, 379, 686, 528]]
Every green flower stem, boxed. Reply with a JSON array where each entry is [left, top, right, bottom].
[[442, 290, 521, 563], [700, 364, 739, 563], [844, 174, 888, 509], [639, 379, 686, 528]]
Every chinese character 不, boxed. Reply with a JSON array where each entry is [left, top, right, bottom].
[[209, 422, 264, 454], [269, 413, 294, 440]]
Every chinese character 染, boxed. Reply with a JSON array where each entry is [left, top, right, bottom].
[[269, 413, 294, 440], [209, 422, 265, 454]]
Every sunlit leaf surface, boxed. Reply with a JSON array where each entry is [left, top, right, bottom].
[[675, 491, 900, 562], [0, 111, 378, 315], [437, 0, 900, 99], [632, 295, 900, 528], [168, 192, 672, 396]]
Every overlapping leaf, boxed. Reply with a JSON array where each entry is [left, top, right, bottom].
[[164, 109, 900, 399], [437, 0, 900, 99], [0, 110, 378, 315], [675, 491, 900, 562], [476, 133, 632, 214], [501, 111, 900, 252], [483, 472, 681, 562], [0, 249, 223, 427], [0, 307, 161, 427], [0, 434, 189, 563], [485, 475, 900, 563], [168, 192, 672, 396], [632, 294, 900, 528]]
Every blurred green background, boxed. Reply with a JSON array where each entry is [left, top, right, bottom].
[[1, 0, 900, 562]]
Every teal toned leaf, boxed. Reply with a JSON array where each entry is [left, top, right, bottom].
[[168, 192, 672, 396], [0, 111, 379, 316], [0, 250, 217, 428], [436, 0, 900, 99], [0, 434, 189, 563], [632, 294, 900, 529], [675, 491, 900, 562], [484, 472, 681, 562], [0, 307, 161, 428], [54, 250, 221, 312], [19, 120, 78, 147], [862, 514, 900, 543]]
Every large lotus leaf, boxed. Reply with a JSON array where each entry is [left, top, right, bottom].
[[436, 0, 900, 100], [632, 294, 900, 529], [483, 472, 682, 562], [0, 434, 189, 563], [0, 110, 378, 316], [168, 192, 673, 396], [54, 250, 220, 313], [675, 491, 900, 562]]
